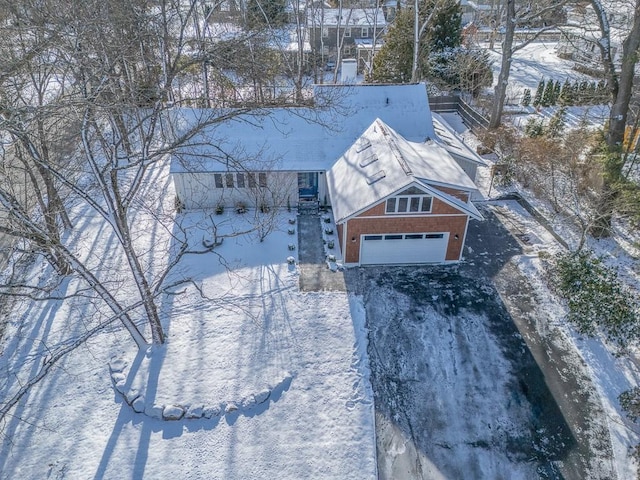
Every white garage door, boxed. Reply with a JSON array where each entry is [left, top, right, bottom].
[[360, 232, 449, 265]]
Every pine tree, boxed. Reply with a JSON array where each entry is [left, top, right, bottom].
[[587, 81, 597, 104], [541, 78, 555, 106], [553, 80, 562, 104], [429, 0, 462, 52], [572, 80, 580, 105], [525, 117, 545, 137], [521, 88, 532, 107], [246, 0, 286, 29], [596, 79, 607, 104], [577, 80, 588, 105], [558, 78, 573, 105], [369, 9, 414, 83], [533, 79, 545, 107], [546, 106, 566, 138]]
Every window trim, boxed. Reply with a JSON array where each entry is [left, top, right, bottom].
[[361, 27, 369, 37], [236, 173, 245, 188], [248, 173, 257, 188], [385, 194, 432, 214], [225, 173, 234, 188], [214, 173, 223, 188]]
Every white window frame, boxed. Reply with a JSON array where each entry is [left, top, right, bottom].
[[385, 195, 433, 214], [344, 27, 351, 37], [322, 27, 329, 38], [361, 27, 369, 38]]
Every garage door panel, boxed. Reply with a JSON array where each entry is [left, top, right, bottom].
[[360, 233, 449, 265]]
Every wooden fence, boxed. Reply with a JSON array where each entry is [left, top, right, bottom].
[[429, 95, 490, 130]]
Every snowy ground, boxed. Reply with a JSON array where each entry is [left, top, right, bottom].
[[1, 103, 638, 480], [440, 111, 640, 479], [484, 41, 610, 129], [0, 160, 377, 479]]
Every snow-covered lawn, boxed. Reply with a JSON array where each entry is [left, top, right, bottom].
[[0, 161, 377, 479], [484, 41, 610, 128]]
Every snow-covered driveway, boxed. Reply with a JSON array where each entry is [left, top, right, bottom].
[[346, 203, 616, 480]]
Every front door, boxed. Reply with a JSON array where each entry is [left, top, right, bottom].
[[298, 172, 318, 200]]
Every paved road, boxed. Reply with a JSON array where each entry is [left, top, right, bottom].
[[345, 203, 615, 480]]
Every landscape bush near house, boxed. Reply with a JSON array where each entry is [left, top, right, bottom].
[[548, 250, 640, 352]]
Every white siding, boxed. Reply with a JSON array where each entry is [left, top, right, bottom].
[[174, 172, 298, 210]]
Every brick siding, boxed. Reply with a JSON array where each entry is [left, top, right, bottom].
[[343, 215, 468, 263]]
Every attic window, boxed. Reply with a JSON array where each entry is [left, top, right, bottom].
[[359, 153, 378, 167], [366, 170, 386, 185], [399, 186, 426, 195], [356, 138, 371, 153]]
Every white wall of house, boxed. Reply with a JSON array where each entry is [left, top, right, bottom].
[[174, 171, 298, 210]]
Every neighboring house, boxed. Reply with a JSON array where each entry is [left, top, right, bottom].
[[556, 3, 632, 73], [307, 8, 386, 59], [170, 83, 485, 265]]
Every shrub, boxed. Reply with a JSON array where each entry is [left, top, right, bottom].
[[550, 250, 640, 350]]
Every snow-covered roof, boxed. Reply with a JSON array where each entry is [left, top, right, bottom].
[[170, 83, 435, 174], [326, 118, 481, 223], [307, 8, 386, 28], [431, 112, 486, 167]]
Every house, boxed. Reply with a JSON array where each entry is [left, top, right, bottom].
[[307, 8, 386, 59], [326, 118, 481, 265], [556, 3, 632, 73], [170, 83, 484, 265]]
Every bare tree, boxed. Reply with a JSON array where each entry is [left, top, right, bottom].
[[0, 0, 264, 348], [587, 0, 640, 235], [488, 0, 569, 129]]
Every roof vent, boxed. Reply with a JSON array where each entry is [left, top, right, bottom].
[[359, 153, 378, 167], [356, 138, 371, 153], [366, 170, 386, 185]]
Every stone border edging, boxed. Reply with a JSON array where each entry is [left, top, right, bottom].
[[109, 358, 293, 421]]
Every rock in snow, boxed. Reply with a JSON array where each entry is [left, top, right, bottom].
[[132, 396, 146, 413], [163, 405, 185, 420], [185, 405, 204, 419], [145, 404, 165, 419]]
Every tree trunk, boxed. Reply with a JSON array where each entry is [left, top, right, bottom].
[[589, 0, 640, 236], [489, 0, 514, 129]]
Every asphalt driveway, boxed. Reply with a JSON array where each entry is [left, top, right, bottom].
[[345, 203, 615, 480]]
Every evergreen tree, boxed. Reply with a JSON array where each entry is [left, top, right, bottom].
[[553, 80, 562, 104], [246, 0, 286, 29], [369, 9, 414, 83], [572, 80, 580, 104], [547, 106, 567, 138], [596, 79, 607, 104], [587, 81, 597, 104], [558, 78, 573, 105], [541, 78, 555, 106], [427, 47, 492, 96], [577, 80, 588, 105], [428, 0, 462, 52], [532, 79, 545, 107], [521, 88, 532, 107], [525, 117, 545, 137]]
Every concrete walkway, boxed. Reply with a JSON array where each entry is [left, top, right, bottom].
[[296, 212, 346, 292]]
